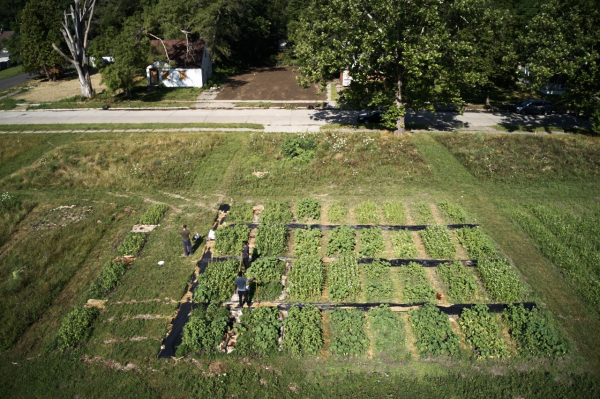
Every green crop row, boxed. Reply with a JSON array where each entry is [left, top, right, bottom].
[[294, 228, 322, 257], [326, 225, 355, 256], [476, 259, 524, 303], [288, 256, 324, 300], [363, 259, 393, 302], [460, 304, 510, 359], [214, 224, 250, 256], [358, 228, 385, 257], [246, 257, 285, 301], [390, 230, 417, 258], [255, 224, 288, 256], [455, 227, 497, 259], [329, 308, 369, 356], [235, 306, 282, 356], [437, 261, 477, 302], [419, 225, 456, 259], [409, 303, 460, 357], [261, 201, 293, 223], [57, 306, 100, 351], [139, 204, 169, 225], [438, 200, 467, 224], [228, 203, 255, 223], [295, 198, 321, 221], [328, 256, 361, 301], [400, 262, 435, 303], [88, 260, 128, 299], [195, 259, 239, 302], [282, 305, 323, 356], [178, 303, 231, 356]]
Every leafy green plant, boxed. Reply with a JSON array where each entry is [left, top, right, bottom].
[[413, 202, 434, 224], [503, 304, 568, 357], [329, 308, 369, 356], [295, 198, 321, 221], [358, 228, 385, 257], [57, 306, 100, 350], [139, 204, 169, 225], [294, 228, 322, 257], [213, 224, 250, 256], [88, 260, 128, 298], [328, 256, 361, 301], [255, 224, 288, 256], [116, 233, 147, 257], [368, 305, 405, 360], [363, 259, 393, 302], [419, 225, 456, 259], [195, 259, 239, 302], [438, 200, 467, 224], [288, 256, 324, 300], [355, 200, 379, 224], [391, 230, 417, 258], [246, 257, 285, 301], [477, 259, 524, 303], [326, 225, 355, 256], [455, 227, 497, 259], [437, 261, 477, 302], [235, 306, 281, 356], [283, 305, 323, 356], [178, 303, 231, 355], [280, 135, 317, 162], [409, 303, 460, 357], [400, 262, 435, 303], [382, 200, 407, 224], [327, 202, 349, 223], [261, 201, 293, 223], [460, 304, 509, 359], [228, 203, 255, 223]]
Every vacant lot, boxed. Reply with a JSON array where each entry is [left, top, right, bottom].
[[0, 130, 599, 397], [215, 66, 327, 101], [13, 72, 107, 102]]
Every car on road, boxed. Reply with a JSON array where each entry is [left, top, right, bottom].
[[514, 99, 553, 115], [357, 111, 384, 124]]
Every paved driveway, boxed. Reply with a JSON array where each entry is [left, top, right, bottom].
[[0, 73, 33, 93]]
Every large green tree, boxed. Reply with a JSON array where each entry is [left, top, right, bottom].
[[20, 0, 65, 81], [293, 0, 493, 134], [522, 0, 600, 132]]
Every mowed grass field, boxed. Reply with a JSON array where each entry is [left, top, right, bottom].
[[0, 129, 599, 397]]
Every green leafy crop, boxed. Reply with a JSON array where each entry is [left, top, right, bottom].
[[460, 304, 510, 359], [116, 232, 147, 257], [294, 228, 322, 257], [246, 257, 285, 301], [358, 228, 385, 257], [409, 303, 459, 357], [261, 201, 293, 223], [382, 200, 407, 224], [363, 259, 393, 301], [195, 259, 239, 302], [295, 198, 321, 221], [283, 305, 323, 356], [329, 308, 369, 356], [477, 259, 524, 303], [368, 305, 405, 360], [326, 225, 355, 256], [437, 261, 477, 302], [235, 306, 282, 356], [179, 303, 231, 355], [391, 230, 417, 258], [57, 306, 100, 350], [227, 203, 255, 223], [419, 225, 456, 259], [255, 224, 288, 256], [438, 200, 467, 224], [328, 256, 361, 301], [214, 224, 250, 256], [355, 200, 379, 224], [455, 227, 497, 259], [400, 262, 435, 303], [288, 256, 324, 300]]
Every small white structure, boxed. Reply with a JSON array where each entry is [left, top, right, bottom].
[[147, 39, 212, 88]]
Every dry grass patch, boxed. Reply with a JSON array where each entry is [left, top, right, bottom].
[[14, 73, 107, 102]]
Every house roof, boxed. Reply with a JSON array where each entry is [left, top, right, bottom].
[[150, 39, 206, 68]]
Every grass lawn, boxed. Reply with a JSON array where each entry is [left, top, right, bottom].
[[0, 130, 599, 397], [0, 65, 24, 81]]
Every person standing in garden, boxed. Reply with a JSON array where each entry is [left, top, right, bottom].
[[180, 225, 193, 257], [235, 272, 256, 308], [241, 241, 250, 271]]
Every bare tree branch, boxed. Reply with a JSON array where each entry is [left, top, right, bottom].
[[147, 32, 170, 61]]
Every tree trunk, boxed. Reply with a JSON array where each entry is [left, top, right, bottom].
[[396, 77, 405, 135], [75, 63, 93, 97], [42, 65, 50, 81]]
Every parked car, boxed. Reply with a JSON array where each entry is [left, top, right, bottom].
[[514, 100, 553, 115], [357, 111, 384, 124]]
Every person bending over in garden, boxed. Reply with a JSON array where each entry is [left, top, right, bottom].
[[235, 271, 256, 308], [241, 241, 251, 271], [180, 225, 193, 257]]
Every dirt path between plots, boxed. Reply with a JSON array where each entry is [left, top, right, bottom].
[[214, 67, 326, 101]]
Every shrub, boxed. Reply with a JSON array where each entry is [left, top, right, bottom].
[[327, 202, 348, 223], [178, 303, 231, 355], [255, 224, 288, 256], [409, 303, 459, 357], [227, 203, 255, 223], [328, 256, 361, 301], [288, 256, 324, 300], [438, 200, 467, 224], [355, 200, 379, 224], [213, 224, 250, 256], [326, 225, 355, 256], [116, 233, 147, 257], [139, 204, 169, 225], [294, 228, 322, 257], [391, 230, 417, 258], [57, 306, 100, 350], [296, 198, 321, 221], [477, 259, 524, 303], [437, 261, 477, 302], [382, 200, 407, 224], [280, 135, 317, 162], [235, 306, 281, 355], [261, 201, 293, 223], [358, 228, 385, 257], [88, 260, 128, 298], [195, 259, 239, 302], [329, 309, 369, 356], [283, 305, 323, 356], [419, 225, 456, 259]]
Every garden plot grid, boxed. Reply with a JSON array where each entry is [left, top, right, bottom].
[[157, 200, 567, 360]]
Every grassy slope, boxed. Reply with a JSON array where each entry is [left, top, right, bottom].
[[0, 131, 599, 397]]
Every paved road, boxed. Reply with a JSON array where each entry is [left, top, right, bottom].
[[0, 108, 590, 133], [0, 73, 33, 93]]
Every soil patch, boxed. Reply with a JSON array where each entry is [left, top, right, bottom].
[[215, 67, 326, 101]]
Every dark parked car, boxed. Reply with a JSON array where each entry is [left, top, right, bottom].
[[357, 111, 384, 124], [514, 100, 553, 115]]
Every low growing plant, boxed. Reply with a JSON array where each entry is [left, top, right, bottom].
[[326, 225, 355, 256], [57, 306, 100, 350], [178, 303, 231, 355], [327, 202, 348, 223], [283, 305, 323, 356], [235, 306, 281, 356], [413, 202, 434, 224], [288, 255, 324, 300], [139, 204, 169, 225], [355, 200, 379, 224], [261, 201, 293, 223], [116, 233, 147, 257], [419, 225, 456, 259], [214, 224, 250, 256], [437, 261, 477, 302], [294, 227, 322, 257], [89, 260, 128, 298], [195, 259, 239, 302], [391, 230, 417, 258], [368, 305, 405, 360], [329, 308, 369, 356], [228, 203, 255, 223], [363, 259, 393, 301], [477, 259, 524, 303], [438, 200, 467, 224], [255, 224, 288, 256], [328, 256, 361, 301], [358, 228, 385, 257], [400, 262, 435, 303], [295, 198, 321, 221], [455, 227, 497, 259], [382, 200, 407, 224], [246, 257, 285, 301], [280, 135, 317, 162], [460, 304, 510, 359], [409, 303, 460, 357]]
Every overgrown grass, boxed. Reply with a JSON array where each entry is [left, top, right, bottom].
[[234, 101, 272, 108], [0, 97, 18, 110]]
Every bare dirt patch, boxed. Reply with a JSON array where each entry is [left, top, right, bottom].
[[14, 72, 107, 102], [215, 67, 326, 101]]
